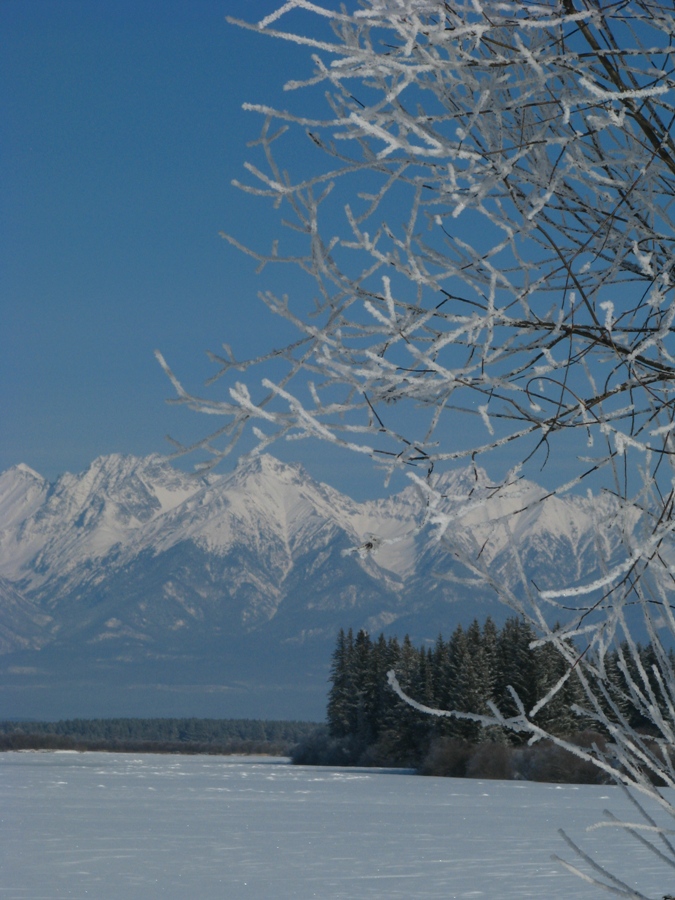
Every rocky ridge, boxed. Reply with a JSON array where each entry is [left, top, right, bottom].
[[0, 453, 629, 719]]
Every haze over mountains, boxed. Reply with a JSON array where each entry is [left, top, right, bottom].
[[0, 453, 626, 720]]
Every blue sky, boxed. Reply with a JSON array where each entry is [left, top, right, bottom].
[[2, 0, 600, 501], [2, 0, 400, 496]]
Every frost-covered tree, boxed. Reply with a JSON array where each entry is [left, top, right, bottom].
[[159, 2, 675, 893]]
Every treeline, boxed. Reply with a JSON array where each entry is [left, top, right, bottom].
[[293, 620, 668, 783], [0, 717, 320, 755]]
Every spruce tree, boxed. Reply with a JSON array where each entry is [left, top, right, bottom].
[[445, 623, 484, 742], [352, 629, 377, 745], [327, 628, 355, 738], [495, 618, 539, 739], [533, 634, 582, 737]]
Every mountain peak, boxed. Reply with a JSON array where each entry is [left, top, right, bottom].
[[13, 463, 44, 481], [234, 453, 304, 479], [83, 452, 171, 479]]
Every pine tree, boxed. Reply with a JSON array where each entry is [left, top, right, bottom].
[[603, 647, 635, 728], [479, 617, 507, 743], [495, 618, 539, 740], [326, 628, 355, 738], [369, 632, 392, 740], [352, 629, 376, 744], [533, 635, 582, 737], [461, 620, 496, 743], [378, 635, 405, 735], [444, 623, 486, 743]]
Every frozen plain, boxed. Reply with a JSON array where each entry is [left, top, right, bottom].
[[1, 751, 670, 899]]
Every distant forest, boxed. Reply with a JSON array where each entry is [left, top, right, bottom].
[[293, 619, 671, 783], [0, 717, 319, 755]]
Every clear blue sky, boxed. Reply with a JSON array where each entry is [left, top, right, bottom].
[[2, 0, 591, 500], [2, 0, 401, 496]]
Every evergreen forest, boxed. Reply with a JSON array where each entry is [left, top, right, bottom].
[[293, 619, 671, 783], [0, 717, 318, 755]]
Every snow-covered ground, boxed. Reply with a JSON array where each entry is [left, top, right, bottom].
[[1, 751, 669, 899]]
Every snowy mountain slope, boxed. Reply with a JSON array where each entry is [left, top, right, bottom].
[[398, 466, 633, 597], [0, 576, 53, 654], [0, 454, 413, 651], [0, 452, 635, 719], [0, 452, 634, 640], [0, 455, 207, 589]]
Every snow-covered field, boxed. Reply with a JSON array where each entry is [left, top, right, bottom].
[[1, 751, 669, 899]]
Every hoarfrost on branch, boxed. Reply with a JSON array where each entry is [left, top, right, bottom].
[[159, 2, 675, 894]]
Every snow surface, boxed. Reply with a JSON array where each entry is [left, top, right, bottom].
[[1, 752, 669, 899]]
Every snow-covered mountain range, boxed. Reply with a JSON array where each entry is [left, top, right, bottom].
[[0, 453, 627, 720]]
